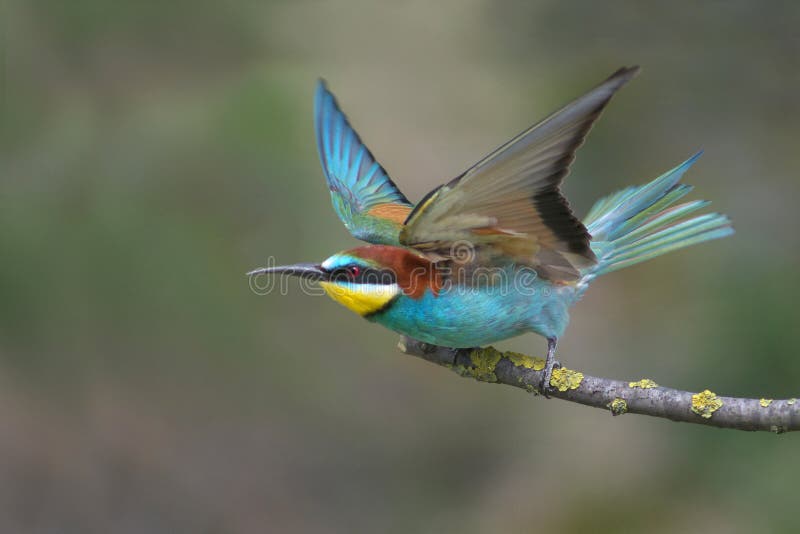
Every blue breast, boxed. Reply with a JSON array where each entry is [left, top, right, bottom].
[[370, 267, 574, 347]]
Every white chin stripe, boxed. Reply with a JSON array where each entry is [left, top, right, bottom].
[[338, 282, 398, 295]]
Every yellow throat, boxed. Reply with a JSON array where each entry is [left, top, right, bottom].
[[319, 281, 399, 316]]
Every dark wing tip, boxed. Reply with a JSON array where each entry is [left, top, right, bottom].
[[609, 65, 641, 80], [583, 67, 638, 111], [603, 66, 641, 90], [587, 65, 640, 110], [553, 65, 640, 166], [536, 66, 641, 185]]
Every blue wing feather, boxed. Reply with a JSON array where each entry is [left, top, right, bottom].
[[314, 80, 412, 244]]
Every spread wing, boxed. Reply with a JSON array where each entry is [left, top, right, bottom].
[[315, 80, 413, 245], [400, 66, 640, 282]]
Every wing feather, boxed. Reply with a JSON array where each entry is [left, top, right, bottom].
[[315, 80, 412, 245], [401, 67, 640, 281]]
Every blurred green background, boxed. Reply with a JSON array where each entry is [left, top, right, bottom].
[[2, 1, 800, 532]]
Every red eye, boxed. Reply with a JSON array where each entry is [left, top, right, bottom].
[[349, 265, 360, 277]]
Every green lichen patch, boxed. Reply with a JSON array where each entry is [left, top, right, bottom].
[[468, 347, 503, 382], [628, 378, 658, 389], [607, 397, 628, 416], [550, 367, 584, 392], [760, 398, 773, 408], [691, 389, 723, 419], [507, 351, 545, 371]]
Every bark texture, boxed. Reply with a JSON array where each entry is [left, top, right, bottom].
[[398, 336, 800, 433]]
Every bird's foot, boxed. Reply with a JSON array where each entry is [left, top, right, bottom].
[[540, 359, 561, 398], [539, 337, 559, 398]]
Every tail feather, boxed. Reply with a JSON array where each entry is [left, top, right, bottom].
[[614, 198, 709, 244], [583, 152, 733, 282]]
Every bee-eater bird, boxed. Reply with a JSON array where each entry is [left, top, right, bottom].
[[249, 66, 733, 392]]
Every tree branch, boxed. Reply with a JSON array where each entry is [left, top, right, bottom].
[[398, 336, 799, 433]]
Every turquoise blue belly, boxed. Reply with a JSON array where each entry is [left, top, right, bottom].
[[369, 273, 573, 348]]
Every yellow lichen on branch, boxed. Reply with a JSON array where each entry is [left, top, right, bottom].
[[629, 378, 658, 389], [691, 389, 723, 419], [550, 367, 584, 392], [507, 352, 545, 371], [608, 397, 628, 416], [467, 347, 503, 382]]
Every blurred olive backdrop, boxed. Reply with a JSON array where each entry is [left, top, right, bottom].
[[2, 1, 800, 533]]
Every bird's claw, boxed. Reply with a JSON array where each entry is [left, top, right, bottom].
[[540, 359, 561, 398]]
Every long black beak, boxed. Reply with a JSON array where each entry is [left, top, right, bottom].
[[246, 263, 327, 281]]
